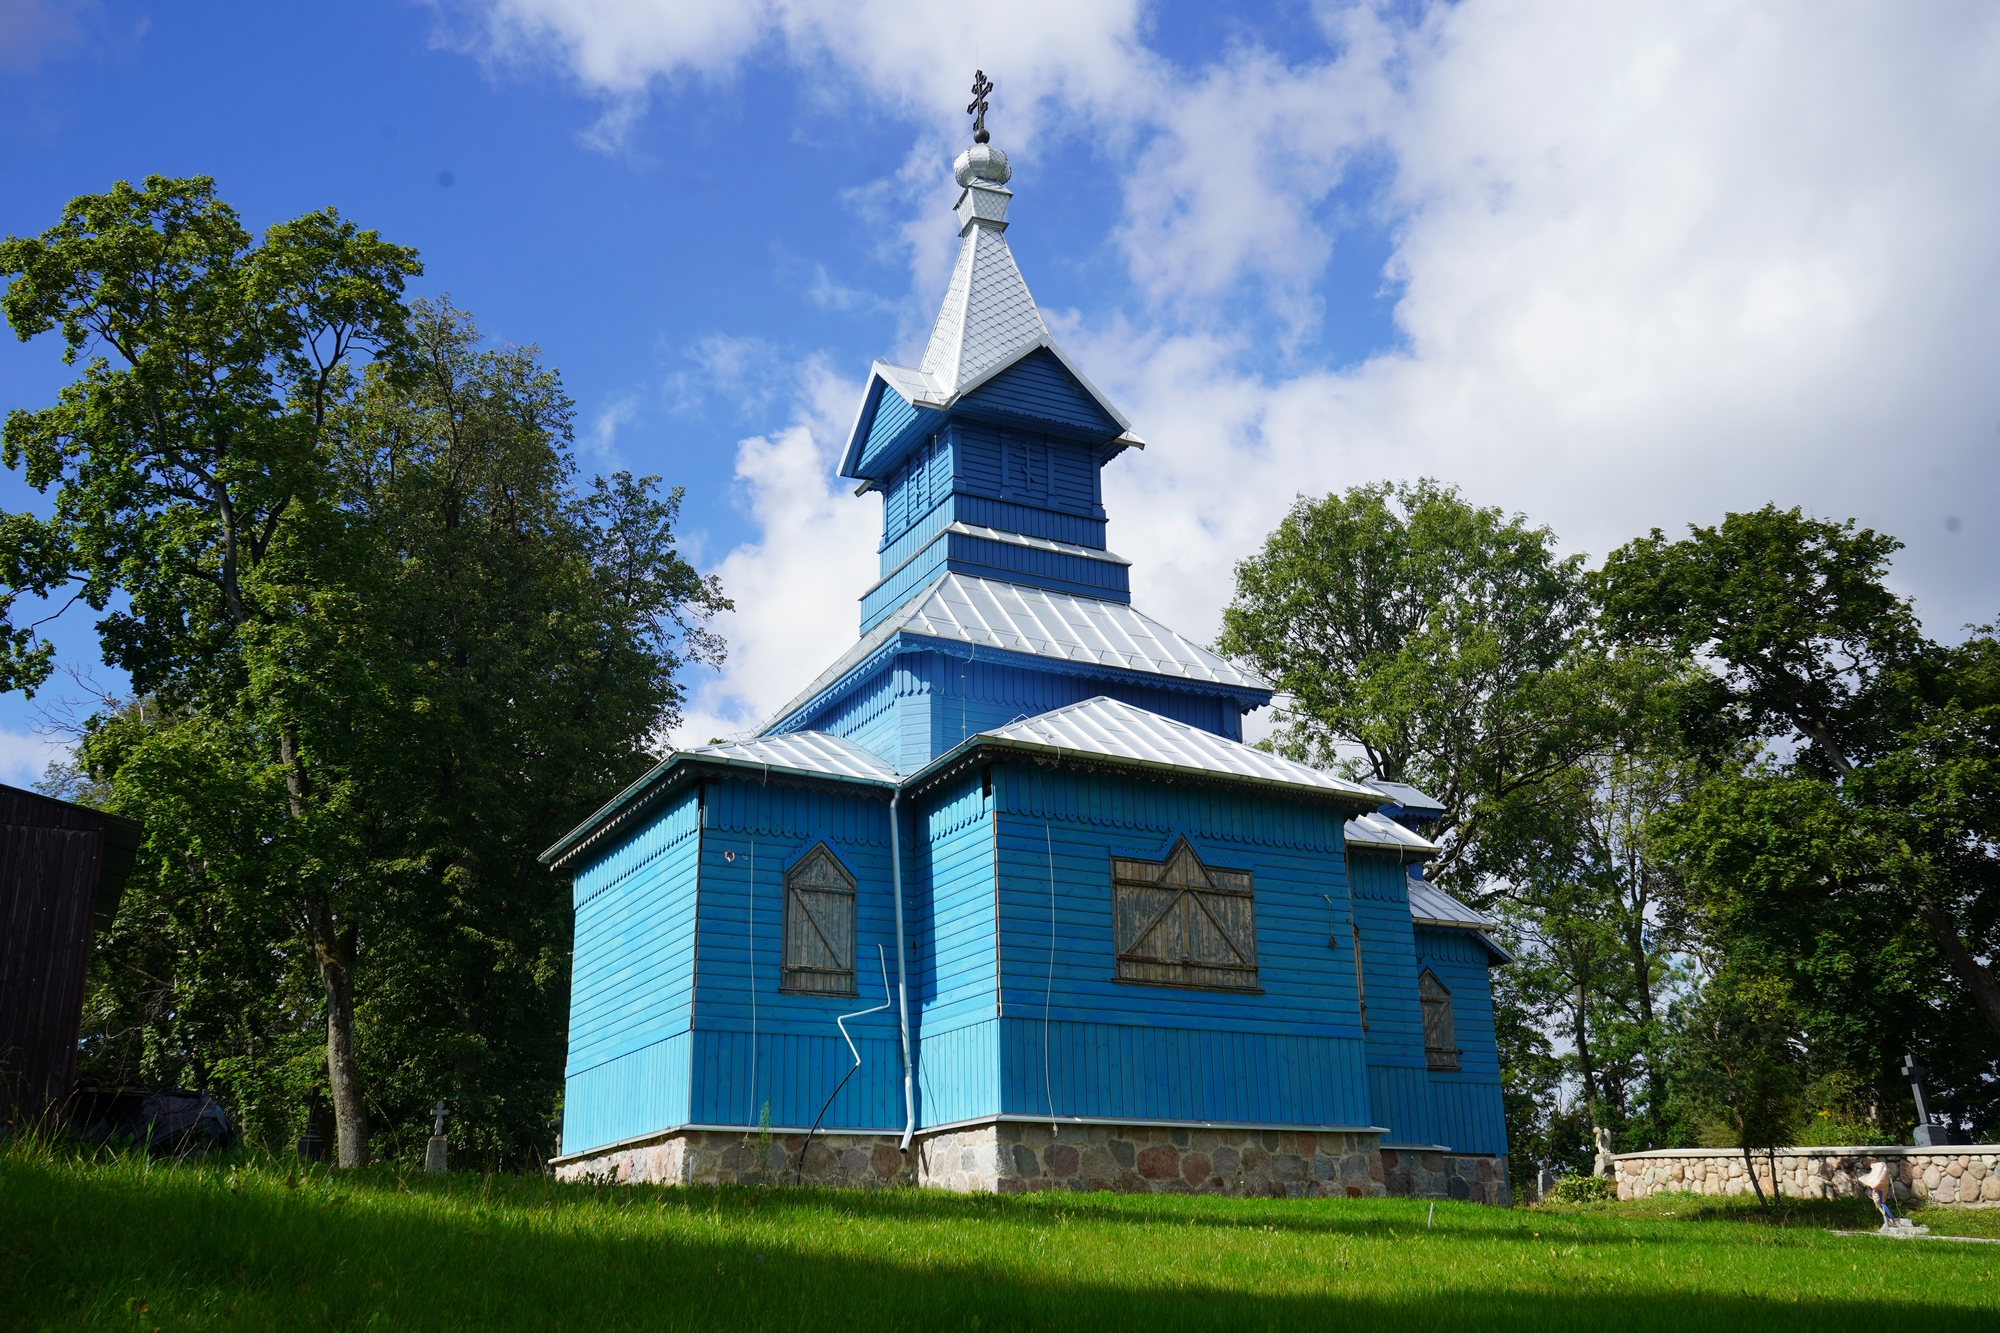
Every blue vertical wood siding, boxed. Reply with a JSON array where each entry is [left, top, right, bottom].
[[559, 755, 1505, 1158], [563, 1031, 692, 1153]]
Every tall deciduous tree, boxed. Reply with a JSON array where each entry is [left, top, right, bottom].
[[2, 176, 418, 1164], [1602, 506, 2000, 1121], [4, 182, 730, 1165], [1217, 479, 1597, 881]]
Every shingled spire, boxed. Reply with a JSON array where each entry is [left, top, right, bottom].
[[917, 140, 1049, 398]]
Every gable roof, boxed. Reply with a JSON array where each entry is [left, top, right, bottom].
[[920, 696, 1379, 805], [837, 201, 1137, 479], [1343, 811, 1440, 858], [762, 573, 1271, 734]]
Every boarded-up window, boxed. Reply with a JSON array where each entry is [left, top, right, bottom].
[[1111, 838, 1258, 991], [1419, 970, 1459, 1070], [781, 845, 856, 996]]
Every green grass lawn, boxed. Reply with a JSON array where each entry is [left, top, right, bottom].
[[4, 1144, 1996, 1332]]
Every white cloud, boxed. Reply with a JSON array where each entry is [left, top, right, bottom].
[[459, 0, 2000, 743], [0, 727, 65, 787], [1093, 0, 2000, 650], [446, 0, 1154, 150], [668, 357, 878, 745]]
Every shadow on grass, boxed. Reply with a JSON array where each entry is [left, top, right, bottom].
[[0, 1153, 1978, 1333]]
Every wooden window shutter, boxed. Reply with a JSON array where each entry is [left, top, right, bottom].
[[1419, 969, 1459, 1070], [1110, 838, 1258, 991], [781, 844, 857, 996]]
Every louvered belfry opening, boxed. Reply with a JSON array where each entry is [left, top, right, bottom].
[[1419, 969, 1459, 1070], [1111, 837, 1259, 991], [780, 844, 858, 996]]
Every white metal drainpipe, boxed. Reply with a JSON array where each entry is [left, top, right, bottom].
[[890, 787, 915, 1153]]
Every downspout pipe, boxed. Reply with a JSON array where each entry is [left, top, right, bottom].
[[890, 787, 915, 1153]]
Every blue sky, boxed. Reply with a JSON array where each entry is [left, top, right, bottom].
[[4, 0, 1998, 771]]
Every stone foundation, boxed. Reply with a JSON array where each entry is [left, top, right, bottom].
[[1380, 1147, 1511, 1205], [554, 1130, 914, 1187], [916, 1122, 1392, 1198], [556, 1120, 1510, 1205], [1613, 1147, 2000, 1206]]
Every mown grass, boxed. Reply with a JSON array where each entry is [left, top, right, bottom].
[[3, 1143, 1996, 1332]]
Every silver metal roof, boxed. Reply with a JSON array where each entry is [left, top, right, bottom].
[[1359, 778, 1446, 814], [920, 215, 1046, 399], [1343, 811, 1441, 856], [1407, 880, 1498, 931], [966, 696, 1380, 801], [839, 153, 1138, 477], [947, 522, 1131, 565], [764, 573, 1270, 732], [682, 731, 900, 783]]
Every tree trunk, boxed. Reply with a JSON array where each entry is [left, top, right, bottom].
[[1740, 1143, 1767, 1207], [1922, 904, 2000, 1042], [1574, 981, 1598, 1109], [316, 929, 369, 1168], [286, 723, 369, 1169]]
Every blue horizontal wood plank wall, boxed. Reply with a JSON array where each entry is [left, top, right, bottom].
[[910, 772, 1001, 1127], [987, 764, 1371, 1128], [690, 777, 906, 1129], [958, 349, 1122, 437], [1349, 850, 1437, 1143], [566, 791, 701, 1077], [1416, 925, 1508, 1155], [562, 790, 704, 1153]]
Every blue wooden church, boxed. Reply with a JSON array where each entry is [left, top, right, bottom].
[[546, 118, 1512, 1203]]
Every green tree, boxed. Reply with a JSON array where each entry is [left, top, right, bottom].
[[1217, 479, 1596, 881], [3, 181, 728, 1164], [1667, 973, 1806, 1206], [2, 175, 418, 1163], [1602, 506, 2000, 1129]]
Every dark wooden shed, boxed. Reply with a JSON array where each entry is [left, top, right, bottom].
[[0, 784, 140, 1129]]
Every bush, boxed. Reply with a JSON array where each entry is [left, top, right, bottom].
[[1541, 1173, 1617, 1205]]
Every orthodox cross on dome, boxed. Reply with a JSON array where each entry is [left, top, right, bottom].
[[968, 70, 994, 144]]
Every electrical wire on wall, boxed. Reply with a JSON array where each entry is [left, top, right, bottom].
[[798, 946, 893, 1185]]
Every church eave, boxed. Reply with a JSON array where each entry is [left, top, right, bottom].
[[540, 751, 895, 872], [839, 337, 1137, 482]]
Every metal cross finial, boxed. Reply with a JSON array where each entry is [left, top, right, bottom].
[[968, 70, 994, 144], [432, 1099, 448, 1136]]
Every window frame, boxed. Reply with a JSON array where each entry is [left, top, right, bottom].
[[1109, 837, 1260, 993], [1418, 968, 1460, 1071], [779, 843, 858, 997]]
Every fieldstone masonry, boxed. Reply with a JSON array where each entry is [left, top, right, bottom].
[[1613, 1147, 2000, 1206], [556, 1120, 1510, 1205]]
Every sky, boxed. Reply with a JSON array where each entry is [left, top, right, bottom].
[[3, 0, 1998, 781]]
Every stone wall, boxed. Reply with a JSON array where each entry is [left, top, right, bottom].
[[556, 1120, 1511, 1205], [1612, 1146, 2000, 1206]]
